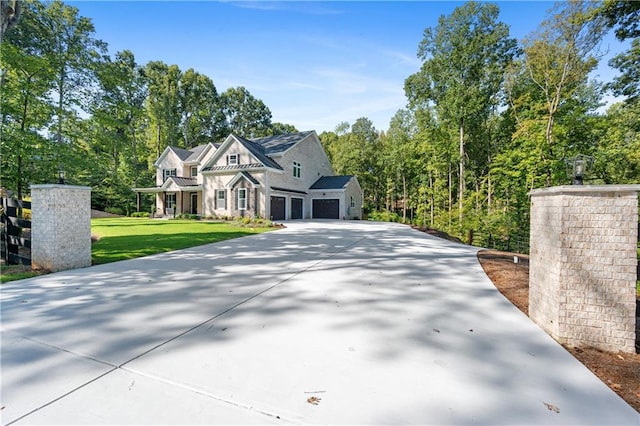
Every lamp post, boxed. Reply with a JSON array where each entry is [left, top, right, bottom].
[[57, 164, 65, 184]]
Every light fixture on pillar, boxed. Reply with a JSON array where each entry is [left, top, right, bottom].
[[568, 154, 592, 185], [57, 164, 65, 184]]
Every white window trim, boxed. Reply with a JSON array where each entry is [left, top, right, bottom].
[[216, 189, 226, 210], [228, 154, 239, 165], [165, 193, 176, 209], [237, 188, 247, 210], [163, 168, 177, 181], [190, 166, 198, 177], [293, 161, 301, 179]]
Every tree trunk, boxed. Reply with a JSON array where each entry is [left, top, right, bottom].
[[459, 120, 464, 224], [402, 173, 407, 223]]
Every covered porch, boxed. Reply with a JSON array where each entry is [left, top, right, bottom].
[[133, 177, 203, 217]]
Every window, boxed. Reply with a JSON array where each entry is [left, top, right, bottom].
[[165, 193, 176, 209], [237, 188, 247, 210], [163, 168, 177, 181], [350, 196, 355, 208], [190, 166, 198, 177], [227, 154, 239, 165], [293, 161, 301, 178], [216, 190, 226, 209]]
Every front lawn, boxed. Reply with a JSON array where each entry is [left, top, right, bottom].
[[1, 218, 275, 283], [91, 217, 274, 264]]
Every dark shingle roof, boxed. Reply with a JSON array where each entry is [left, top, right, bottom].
[[310, 176, 354, 190], [234, 135, 283, 170], [170, 147, 193, 161], [185, 144, 209, 162], [251, 131, 314, 155]]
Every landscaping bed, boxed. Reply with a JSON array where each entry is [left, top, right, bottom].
[[478, 249, 640, 414]]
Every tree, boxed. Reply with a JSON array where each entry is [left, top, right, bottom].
[[41, 0, 106, 149], [145, 61, 182, 156], [0, 0, 20, 40], [221, 86, 272, 138], [405, 1, 517, 225], [516, 0, 605, 185], [600, 0, 640, 102], [178, 68, 225, 147]]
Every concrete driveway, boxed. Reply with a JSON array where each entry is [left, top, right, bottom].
[[1, 221, 638, 425]]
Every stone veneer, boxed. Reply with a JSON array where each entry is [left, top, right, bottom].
[[30, 184, 92, 272], [529, 185, 640, 353]]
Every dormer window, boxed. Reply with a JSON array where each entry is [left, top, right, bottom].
[[227, 154, 239, 165], [163, 168, 177, 182]]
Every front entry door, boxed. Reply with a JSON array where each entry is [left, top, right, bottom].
[[190, 193, 198, 214]]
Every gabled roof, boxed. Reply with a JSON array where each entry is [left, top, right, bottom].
[[310, 176, 355, 190], [233, 135, 283, 170], [201, 134, 283, 172], [251, 131, 315, 155], [170, 147, 193, 161], [154, 143, 216, 167], [184, 144, 210, 163], [227, 171, 261, 188]]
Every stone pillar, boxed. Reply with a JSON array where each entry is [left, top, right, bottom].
[[30, 184, 92, 272], [529, 185, 640, 353]]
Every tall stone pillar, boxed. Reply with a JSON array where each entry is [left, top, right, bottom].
[[30, 184, 92, 272], [529, 185, 640, 353]]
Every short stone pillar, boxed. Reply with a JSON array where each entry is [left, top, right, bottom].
[[30, 184, 92, 272], [529, 185, 640, 353]]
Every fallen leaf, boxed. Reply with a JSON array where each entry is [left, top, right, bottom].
[[617, 355, 624, 360], [307, 396, 321, 405], [543, 402, 560, 413]]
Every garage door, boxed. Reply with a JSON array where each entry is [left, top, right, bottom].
[[312, 199, 339, 219], [291, 198, 303, 219], [270, 196, 286, 220]]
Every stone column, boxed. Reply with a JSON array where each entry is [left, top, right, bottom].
[[529, 185, 640, 353], [30, 184, 92, 272]]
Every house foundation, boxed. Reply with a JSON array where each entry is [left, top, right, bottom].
[[529, 185, 640, 353]]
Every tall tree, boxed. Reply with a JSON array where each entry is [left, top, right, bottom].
[[145, 61, 182, 156], [405, 1, 517, 225], [1, 1, 55, 198], [221, 86, 272, 138], [600, 0, 640, 102], [178, 68, 225, 147], [515, 0, 605, 185], [41, 0, 106, 150]]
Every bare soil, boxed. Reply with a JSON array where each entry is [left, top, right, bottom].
[[478, 249, 640, 414]]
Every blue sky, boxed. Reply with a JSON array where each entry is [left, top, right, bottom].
[[69, 1, 628, 133]]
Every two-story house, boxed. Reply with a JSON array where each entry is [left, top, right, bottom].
[[133, 131, 363, 220]]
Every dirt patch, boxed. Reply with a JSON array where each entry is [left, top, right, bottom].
[[478, 249, 640, 414]]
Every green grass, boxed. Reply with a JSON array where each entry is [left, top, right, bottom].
[[1, 218, 274, 283], [0, 266, 41, 283], [91, 217, 273, 265]]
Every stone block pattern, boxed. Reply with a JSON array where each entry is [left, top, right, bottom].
[[31, 185, 92, 272], [529, 188, 638, 353]]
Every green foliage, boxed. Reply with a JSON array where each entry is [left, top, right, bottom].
[[130, 212, 149, 218], [104, 206, 125, 215]]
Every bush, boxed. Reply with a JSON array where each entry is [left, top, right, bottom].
[[105, 207, 125, 216], [130, 212, 149, 218], [368, 210, 401, 223]]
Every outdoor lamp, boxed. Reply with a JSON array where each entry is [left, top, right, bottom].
[[570, 154, 592, 186], [57, 165, 65, 184]]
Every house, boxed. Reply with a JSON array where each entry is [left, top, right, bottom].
[[133, 131, 363, 220]]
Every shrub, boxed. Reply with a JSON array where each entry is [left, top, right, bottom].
[[130, 212, 149, 218], [105, 207, 125, 216]]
